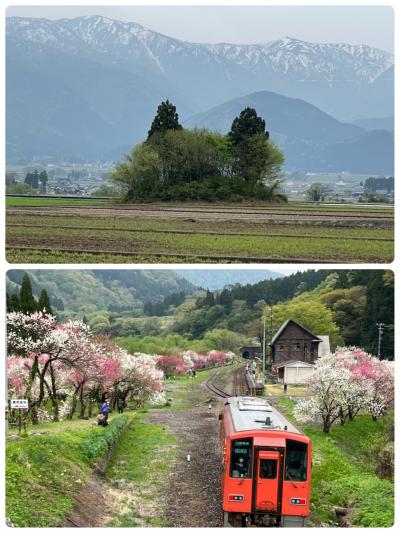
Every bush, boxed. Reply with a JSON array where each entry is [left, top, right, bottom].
[[80, 415, 129, 463]]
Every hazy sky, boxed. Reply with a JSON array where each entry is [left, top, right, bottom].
[[7, 5, 394, 52]]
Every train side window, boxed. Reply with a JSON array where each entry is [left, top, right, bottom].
[[260, 459, 277, 479], [230, 438, 252, 479], [285, 440, 307, 482]]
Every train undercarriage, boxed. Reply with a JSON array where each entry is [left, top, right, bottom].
[[224, 512, 305, 528]]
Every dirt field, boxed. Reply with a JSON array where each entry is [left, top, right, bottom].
[[6, 201, 394, 263]]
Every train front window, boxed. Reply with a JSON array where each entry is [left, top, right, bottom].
[[260, 459, 277, 479], [230, 438, 252, 478], [285, 440, 307, 481]]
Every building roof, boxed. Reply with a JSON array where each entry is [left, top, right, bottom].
[[270, 319, 322, 346], [273, 360, 315, 369], [227, 396, 302, 435]]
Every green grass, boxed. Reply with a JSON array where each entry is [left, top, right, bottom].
[[6, 414, 132, 527], [278, 399, 394, 527], [106, 411, 177, 482], [6, 197, 112, 207], [5, 249, 220, 264], [106, 411, 177, 527]]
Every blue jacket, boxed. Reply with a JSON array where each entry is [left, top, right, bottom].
[[101, 402, 110, 414]]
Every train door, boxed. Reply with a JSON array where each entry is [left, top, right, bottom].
[[254, 450, 281, 512]]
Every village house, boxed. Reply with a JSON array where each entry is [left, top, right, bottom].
[[269, 319, 330, 385]]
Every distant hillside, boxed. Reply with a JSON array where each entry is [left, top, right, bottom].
[[6, 15, 393, 163], [352, 116, 394, 132], [185, 91, 394, 173], [175, 269, 283, 290], [6, 270, 196, 315]]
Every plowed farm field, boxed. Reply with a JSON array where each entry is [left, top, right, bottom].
[[6, 198, 394, 263]]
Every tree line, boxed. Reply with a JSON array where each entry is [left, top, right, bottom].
[[143, 291, 186, 316], [7, 273, 53, 316], [111, 100, 286, 202], [363, 176, 394, 193]]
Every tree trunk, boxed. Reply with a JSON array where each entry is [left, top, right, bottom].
[[49, 363, 59, 422], [322, 417, 331, 433], [79, 387, 87, 418], [30, 405, 39, 425], [68, 388, 79, 420], [88, 399, 93, 418]]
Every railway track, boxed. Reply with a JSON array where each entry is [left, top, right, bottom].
[[205, 366, 249, 398], [6, 223, 393, 242]]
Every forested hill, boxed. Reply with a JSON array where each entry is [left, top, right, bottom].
[[6, 270, 196, 315], [225, 269, 336, 305], [175, 269, 282, 290], [173, 269, 393, 359]]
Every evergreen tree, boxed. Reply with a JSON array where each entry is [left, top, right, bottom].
[[38, 289, 53, 315], [228, 107, 269, 146], [24, 170, 40, 189], [7, 292, 21, 312], [39, 170, 48, 193], [147, 100, 182, 139], [217, 289, 233, 313], [204, 290, 216, 307], [19, 274, 37, 314], [227, 107, 284, 185]]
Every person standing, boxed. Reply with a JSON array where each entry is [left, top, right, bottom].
[[117, 398, 124, 414], [101, 400, 110, 422]]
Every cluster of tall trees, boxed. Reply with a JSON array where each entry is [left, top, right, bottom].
[[363, 176, 394, 193], [7, 274, 53, 316], [112, 100, 285, 201], [24, 169, 48, 191], [143, 291, 186, 316]]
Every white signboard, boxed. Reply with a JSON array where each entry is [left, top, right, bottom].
[[11, 399, 28, 409]]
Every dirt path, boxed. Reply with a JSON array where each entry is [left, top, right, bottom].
[[148, 400, 223, 526]]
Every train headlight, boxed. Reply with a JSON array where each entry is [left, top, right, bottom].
[[228, 494, 244, 502], [291, 498, 306, 505]]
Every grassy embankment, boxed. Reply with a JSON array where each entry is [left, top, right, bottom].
[[6, 413, 131, 527], [278, 397, 394, 527]]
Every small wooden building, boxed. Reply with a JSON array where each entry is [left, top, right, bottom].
[[274, 360, 315, 385], [270, 319, 322, 366]]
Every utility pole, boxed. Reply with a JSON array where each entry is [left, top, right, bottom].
[[376, 323, 384, 358], [262, 315, 266, 381]]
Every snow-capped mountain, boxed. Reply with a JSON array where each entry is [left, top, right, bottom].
[[7, 15, 392, 83], [6, 15, 394, 166]]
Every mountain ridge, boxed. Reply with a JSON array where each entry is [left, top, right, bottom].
[[6, 15, 394, 164]]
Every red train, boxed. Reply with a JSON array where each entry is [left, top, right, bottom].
[[219, 396, 312, 527]]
